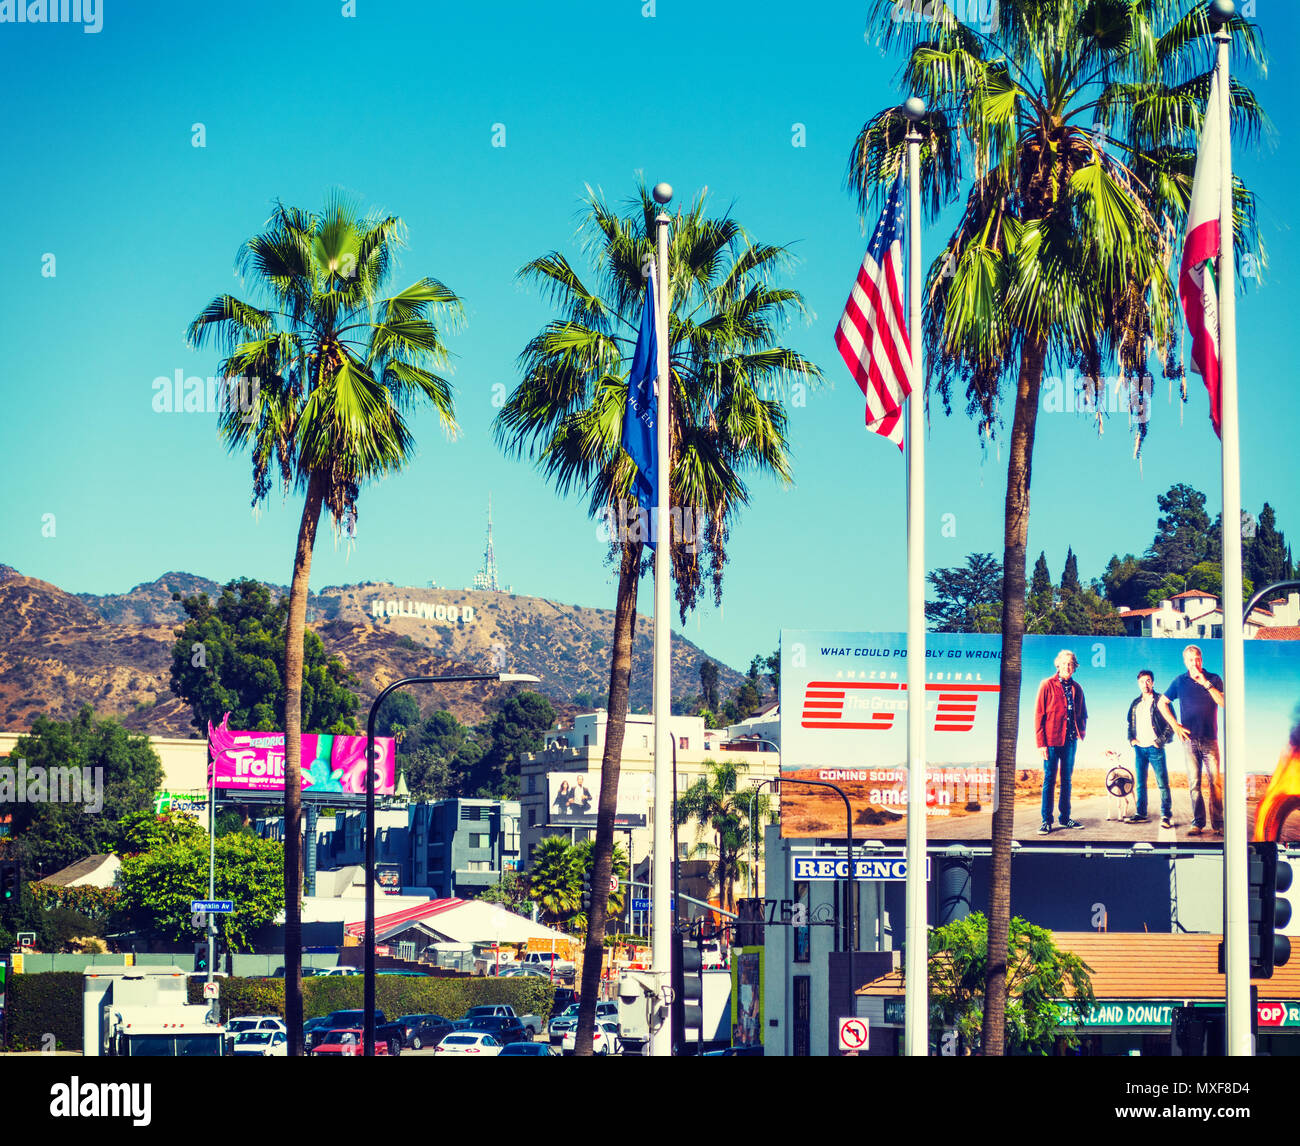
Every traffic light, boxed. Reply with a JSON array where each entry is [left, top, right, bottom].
[[0, 860, 19, 905], [581, 872, 592, 913], [194, 941, 210, 974], [1248, 842, 1292, 978], [671, 933, 704, 1053]]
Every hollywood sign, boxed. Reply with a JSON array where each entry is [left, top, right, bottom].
[[369, 597, 477, 624]]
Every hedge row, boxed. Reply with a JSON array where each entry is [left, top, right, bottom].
[[4, 972, 83, 1051], [2, 972, 557, 1051], [196, 974, 558, 1023]]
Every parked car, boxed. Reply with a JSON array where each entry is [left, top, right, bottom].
[[434, 1032, 502, 1056], [451, 1016, 529, 1045], [396, 1013, 455, 1050], [550, 988, 579, 1017], [549, 1002, 618, 1045], [311, 1029, 390, 1057], [231, 1030, 288, 1057], [304, 1010, 404, 1055], [225, 1016, 287, 1053], [460, 1004, 544, 1039], [495, 965, 552, 979], [498, 1042, 561, 1057], [562, 1020, 621, 1056], [519, 951, 575, 976]]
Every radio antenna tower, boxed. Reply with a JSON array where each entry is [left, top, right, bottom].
[[472, 494, 501, 592]]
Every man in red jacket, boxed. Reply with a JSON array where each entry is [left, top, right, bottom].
[[1035, 649, 1088, 834]]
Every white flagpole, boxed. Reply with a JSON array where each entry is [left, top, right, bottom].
[[902, 97, 929, 1057], [649, 181, 674, 1057], [1211, 0, 1250, 1058]]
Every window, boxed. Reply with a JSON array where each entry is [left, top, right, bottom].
[[528, 809, 536, 827], [461, 805, 486, 821], [468, 833, 488, 849], [466, 861, 490, 872], [583, 735, 590, 747], [527, 775, 536, 794]]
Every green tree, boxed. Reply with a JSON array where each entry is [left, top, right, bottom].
[[494, 180, 820, 1053], [1103, 553, 1167, 610], [763, 650, 780, 698], [188, 194, 464, 1052], [675, 759, 770, 914], [0, 707, 163, 875], [525, 836, 583, 927], [170, 578, 360, 736], [116, 821, 284, 951], [1148, 484, 1213, 576], [571, 840, 628, 933], [472, 692, 557, 797], [926, 553, 1003, 633], [1060, 549, 1082, 597], [374, 691, 422, 740], [698, 660, 720, 712], [850, 1, 1265, 1053], [929, 913, 1095, 1056], [476, 870, 535, 918], [1247, 503, 1289, 589]]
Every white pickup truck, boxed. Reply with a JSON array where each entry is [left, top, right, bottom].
[[520, 951, 575, 975]]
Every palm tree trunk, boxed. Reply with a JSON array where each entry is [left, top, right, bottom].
[[575, 538, 641, 1057], [980, 336, 1045, 1057], [283, 470, 326, 1057]]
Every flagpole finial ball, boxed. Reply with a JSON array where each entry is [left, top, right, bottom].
[[652, 182, 673, 205], [1209, 0, 1234, 22], [903, 97, 926, 122]]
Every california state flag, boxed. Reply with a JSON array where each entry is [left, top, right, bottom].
[[1179, 69, 1223, 438]]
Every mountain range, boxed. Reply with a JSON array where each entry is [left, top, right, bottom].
[[0, 565, 747, 737]]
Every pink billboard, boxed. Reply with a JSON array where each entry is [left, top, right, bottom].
[[207, 714, 396, 795]]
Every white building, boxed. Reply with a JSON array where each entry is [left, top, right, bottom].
[[522, 711, 782, 904], [1117, 589, 1300, 640]]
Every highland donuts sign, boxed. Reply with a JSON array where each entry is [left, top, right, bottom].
[[206, 714, 395, 795]]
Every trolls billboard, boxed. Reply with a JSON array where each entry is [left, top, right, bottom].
[[207, 714, 396, 796], [779, 631, 1300, 846]]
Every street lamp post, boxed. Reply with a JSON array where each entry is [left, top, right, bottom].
[[362, 671, 539, 1056], [739, 755, 857, 1034]]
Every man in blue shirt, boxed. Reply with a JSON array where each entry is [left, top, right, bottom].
[[1157, 644, 1225, 837]]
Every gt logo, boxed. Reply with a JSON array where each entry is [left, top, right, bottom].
[[800, 681, 998, 732]]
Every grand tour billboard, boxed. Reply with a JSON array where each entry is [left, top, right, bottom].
[[779, 631, 1300, 845]]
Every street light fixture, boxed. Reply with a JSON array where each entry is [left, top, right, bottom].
[[362, 670, 540, 1056]]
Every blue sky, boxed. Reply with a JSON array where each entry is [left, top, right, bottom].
[[1, 0, 1296, 676]]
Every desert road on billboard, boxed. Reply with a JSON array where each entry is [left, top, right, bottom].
[[779, 631, 1300, 846]]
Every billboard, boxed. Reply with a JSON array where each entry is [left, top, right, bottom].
[[546, 771, 650, 828], [206, 714, 395, 795], [779, 631, 1300, 845], [731, 947, 764, 1049]]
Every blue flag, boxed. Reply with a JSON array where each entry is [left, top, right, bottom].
[[621, 264, 658, 548]]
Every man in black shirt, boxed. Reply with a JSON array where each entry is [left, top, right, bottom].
[[1157, 645, 1225, 836]]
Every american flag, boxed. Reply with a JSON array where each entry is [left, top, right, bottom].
[[835, 171, 912, 450]]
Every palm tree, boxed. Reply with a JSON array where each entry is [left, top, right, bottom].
[[188, 194, 463, 1053], [676, 758, 772, 915], [495, 180, 820, 1054], [571, 839, 629, 932], [525, 836, 582, 926], [849, 0, 1264, 1053]]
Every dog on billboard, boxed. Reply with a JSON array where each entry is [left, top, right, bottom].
[[1104, 752, 1136, 821]]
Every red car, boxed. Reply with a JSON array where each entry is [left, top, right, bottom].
[[311, 1028, 391, 1056]]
